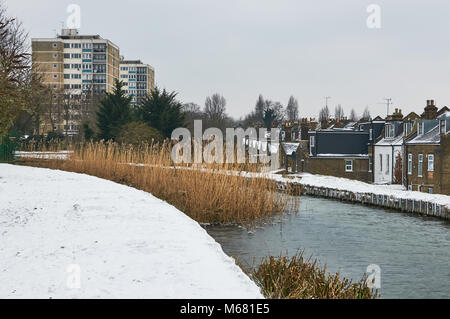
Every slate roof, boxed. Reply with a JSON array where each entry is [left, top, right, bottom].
[[375, 132, 404, 146], [406, 125, 440, 145]]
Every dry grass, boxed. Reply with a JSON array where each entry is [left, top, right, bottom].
[[250, 252, 378, 299], [18, 141, 290, 225]]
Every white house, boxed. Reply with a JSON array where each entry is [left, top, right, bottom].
[[374, 114, 405, 184]]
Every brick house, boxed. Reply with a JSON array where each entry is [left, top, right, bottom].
[[404, 101, 450, 194], [306, 130, 372, 182]]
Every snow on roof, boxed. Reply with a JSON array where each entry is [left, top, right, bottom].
[[438, 111, 450, 119], [0, 164, 263, 299], [282, 142, 300, 156], [375, 132, 404, 146], [406, 125, 440, 145]]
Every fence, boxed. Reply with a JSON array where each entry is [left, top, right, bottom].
[[276, 181, 450, 220], [0, 134, 17, 163]]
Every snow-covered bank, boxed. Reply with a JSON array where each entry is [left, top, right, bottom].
[[14, 151, 72, 160], [0, 164, 262, 299], [266, 172, 450, 209]]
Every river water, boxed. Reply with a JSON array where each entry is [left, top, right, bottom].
[[205, 196, 450, 299]]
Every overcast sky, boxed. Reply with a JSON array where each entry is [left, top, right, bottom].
[[5, 0, 450, 119]]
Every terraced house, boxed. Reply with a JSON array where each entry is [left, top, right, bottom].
[[404, 102, 450, 195], [306, 118, 385, 183]]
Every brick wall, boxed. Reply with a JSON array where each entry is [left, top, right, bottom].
[[306, 157, 371, 182], [405, 144, 442, 194]]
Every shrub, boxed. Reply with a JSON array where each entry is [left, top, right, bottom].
[[251, 252, 378, 299], [117, 122, 164, 146]]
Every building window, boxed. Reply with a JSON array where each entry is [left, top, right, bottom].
[[53, 74, 57, 79], [408, 185, 412, 191], [408, 153, 412, 175], [428, 154, 434, 172], [386, 154, 390, 174], [385, 124, 394, 138], [440, 120, 446, 134], [418, 154, 423, 177], [52, 42, 57, 48], [428, 188, 434, 194], [418, 122, 424, 135], [53, 64, 57, 68], [379, 154, 383, 172], [53, 53, 58, 58], [345, 160, 353, 172], [309, 136, 315, 155], [404, 122, 410, 135]]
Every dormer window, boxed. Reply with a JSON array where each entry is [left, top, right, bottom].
[[404, 122, 412, 135], [440, 120, 446, 134], [385, 124, 394, 138], [418, 122, 424, 135]]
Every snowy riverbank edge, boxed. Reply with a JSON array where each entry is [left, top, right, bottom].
[[0, 164, 263, 299]]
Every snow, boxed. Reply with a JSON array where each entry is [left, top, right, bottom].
[[406, 125, 440, 144], [14, 151, 73, 160], [265, 172, 450, 208], [375, 132, 404, 146], [0, 164, 263, 299]]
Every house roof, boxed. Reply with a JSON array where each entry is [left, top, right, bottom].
[[375, 132, 405, 146], [406, 125, 440, 145], [315, 154, 369, 158]]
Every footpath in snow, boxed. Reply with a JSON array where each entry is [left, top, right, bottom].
[[0, 164, 262, 299]]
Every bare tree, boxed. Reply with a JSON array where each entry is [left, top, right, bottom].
[[334, 104, 345, 120], [0, 5, 30, 137], [349, 108, 358, 121], [204, 93, 227, 128], [319, 105, 330, 122], [362, 106, 371, 121], [182, 102, 203, 134], [286, 96, 299, 121]]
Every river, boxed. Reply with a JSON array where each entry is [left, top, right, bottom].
[[204, 196, 450, 299]]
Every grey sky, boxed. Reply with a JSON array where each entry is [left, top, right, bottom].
[[5, 0, 450, 119]]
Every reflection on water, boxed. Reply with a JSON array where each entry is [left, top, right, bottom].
[[205, 196, 450, 299]]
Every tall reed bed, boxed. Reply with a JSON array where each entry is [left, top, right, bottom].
[[250, 252, 378, 299], [18, 141, 289, 225]]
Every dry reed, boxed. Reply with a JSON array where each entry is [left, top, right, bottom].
[[250, 252, 378, 299], [17, 140, 290, 225]]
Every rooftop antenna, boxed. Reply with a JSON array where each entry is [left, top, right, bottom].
[[379, 98, 392, 117]]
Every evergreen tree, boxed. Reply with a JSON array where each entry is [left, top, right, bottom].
[[96, 80, 132, 141], [136, 87, 185, 138]]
